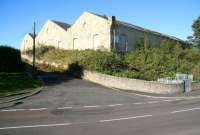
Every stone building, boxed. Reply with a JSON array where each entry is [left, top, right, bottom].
[[35, 20, 70, 49], [21, 11, 186, 52], [20, 33, 34, 52]]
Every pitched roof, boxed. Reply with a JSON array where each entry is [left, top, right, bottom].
[[86, 11, 109, 20], [88, 11, 185, 43], [51, 20, 71, 31], [27, 33, 34, 38], [117, 20, 185, 43]]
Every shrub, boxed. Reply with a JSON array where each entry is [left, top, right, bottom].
[[0, 45, 24, 72], [24, 41, 200, 81]]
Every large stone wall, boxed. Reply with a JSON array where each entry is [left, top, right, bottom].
[[83, 71, 184, 94]]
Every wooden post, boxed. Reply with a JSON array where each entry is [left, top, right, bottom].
[[32, 22, 36, 70]]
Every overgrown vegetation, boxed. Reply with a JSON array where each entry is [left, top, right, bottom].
[[187, 16, 200, 49], [24, 40, 200, 81], [0, 72, 42, 97], [0, 45, 41, 97], [0, 46, 24, 72]]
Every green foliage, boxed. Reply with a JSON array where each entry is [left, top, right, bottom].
[[0, 72, 42, 97], [25, 41, 200, 81], [192, 16, 200, 42], [0, 45, 24, 72], [188, 16, 200, 48]]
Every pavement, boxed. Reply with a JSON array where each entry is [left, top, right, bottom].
[[0, 72, 200, 135]]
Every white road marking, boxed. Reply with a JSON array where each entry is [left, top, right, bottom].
[[28, 108, 48, 111], [99, 115, 153, 122], [147, 101, 159, 104], [132, 102, 143, 105], [1, 109, 26, 112], [130, 92, 200, 99], [0, 99, 183, 112], [83, 105, 100, 108], [57, 107, 73, 110], [163, 99, 174, 102], [0, 123, 71, 130], [1, 108, 48, 112], [107, 104, 123, 107], [171, 107, 200, 114]]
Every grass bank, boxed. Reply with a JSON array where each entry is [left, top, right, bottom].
[[0, 72, 42, 97]]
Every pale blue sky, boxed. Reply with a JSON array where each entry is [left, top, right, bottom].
[[0, 0, 199, 49]]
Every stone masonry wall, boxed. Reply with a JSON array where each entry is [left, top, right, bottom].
[[83, 71, 184, 94]]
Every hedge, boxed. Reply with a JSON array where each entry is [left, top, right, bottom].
[[24, 41, 200, 81]]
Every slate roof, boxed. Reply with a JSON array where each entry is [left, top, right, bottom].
[[88, 11, 185, 43], [87, 11, 109, 20], [27, 33, 34, 38], [117, 20, 185, 43], [51, 20, 71, 31]]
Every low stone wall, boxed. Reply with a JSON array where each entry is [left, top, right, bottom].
[[83, 71, 184, 94], [22, 55, 200, 94], [191, 82, 200, 91]]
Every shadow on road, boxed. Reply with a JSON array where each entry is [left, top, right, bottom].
[[24, 62, 83, 86]]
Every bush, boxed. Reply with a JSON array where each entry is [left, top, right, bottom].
[[0, 46, 24, 72], [24, 41, 200, 81]]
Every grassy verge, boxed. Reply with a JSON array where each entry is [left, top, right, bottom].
[[0, 72, 42, 97]]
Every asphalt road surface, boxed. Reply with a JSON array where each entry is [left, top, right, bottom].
[[0, 73, 200, 135]]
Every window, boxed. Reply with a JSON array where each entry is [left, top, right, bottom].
[[46, 28, 49, 34], [73, 38, 78, 49], [82, 21, 86, 28], [93, 34, 100, 50], [117, 34, 128, 52], [58, 41, 61, 49]]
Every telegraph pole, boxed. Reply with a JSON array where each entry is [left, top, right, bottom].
[[32, 22, 36, 70]]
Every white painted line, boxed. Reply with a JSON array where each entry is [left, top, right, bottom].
[[0, 123, 71, 130], [132, 102, 143, 105], [1, 109, 26, 112], [147, 101, 159, 104], [163, 99, 174, 102], [99, 115, 153, 122], [28, 108, 48, 111], [107, 104, 123, 107], [1, 108, 47, 112], [171, 107, 200, 114], [83, 105, 100, 108], [131, 92, 200, 99], [57, 107, 73, 110], [1, 99, 177, 112], [162, 99, 182, 102]]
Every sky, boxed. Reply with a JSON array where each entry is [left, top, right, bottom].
[[0, 0, 200, 49]]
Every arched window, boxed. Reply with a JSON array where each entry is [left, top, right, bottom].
[[93, 34, 100, 50], [73, 38, 78, 50], [57, 41, 61, 49], [46, 28, 49, 34]]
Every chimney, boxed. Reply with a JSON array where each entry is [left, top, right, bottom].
[[111, 16, 116, 50], [112, 16, 116, 28]]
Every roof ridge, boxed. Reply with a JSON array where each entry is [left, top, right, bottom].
[[50, 20, 71, 31], [85, 11, 109, 20], [117, 20, 185, 42]]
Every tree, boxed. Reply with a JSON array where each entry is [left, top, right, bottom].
[[192, 16, 200, 47]]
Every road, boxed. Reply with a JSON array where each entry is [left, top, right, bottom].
[[0, 73, 200, 135]]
